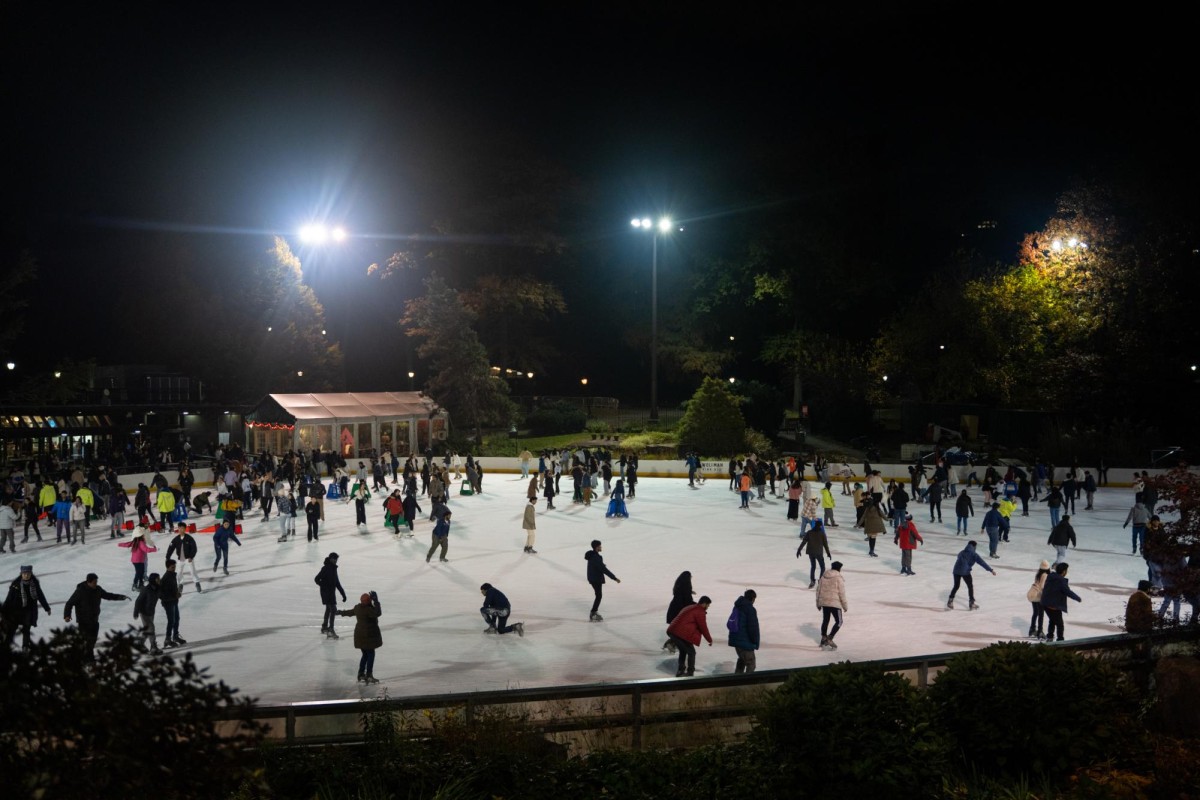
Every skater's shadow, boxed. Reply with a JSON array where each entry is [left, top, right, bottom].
[[186, 626, 292, 647], [876, 600, 943, 612], [940, 631, 1007, 643]]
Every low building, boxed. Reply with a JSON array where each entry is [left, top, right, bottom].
[[245, 392, 448, 458]]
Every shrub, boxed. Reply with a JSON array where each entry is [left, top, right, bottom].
[[525, 401, 586, 436], [750, 661, 949, 796], [0, 628, 266, 798], [743, 427, 777, 459], [677, 377, 747, 457], [927, 642, 1139, 779]]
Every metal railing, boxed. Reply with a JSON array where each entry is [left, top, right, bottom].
[[223, 627, 1199, 749]]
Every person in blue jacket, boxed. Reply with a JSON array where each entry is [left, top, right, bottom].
[[425, 509, 452, 563], [727, 589, 760, 673], [53, 492, 73, 543], [1040, 562, 1082, 641], [946, 541, 995, 610], [479, 582, 524, 636], [212, 517, 242, 575]]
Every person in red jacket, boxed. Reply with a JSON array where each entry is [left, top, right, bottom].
[[666, 595, 713, 677], [894, 512, 925, 576]]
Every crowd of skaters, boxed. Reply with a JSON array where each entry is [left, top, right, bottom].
[[1, 443, 1196, 684]]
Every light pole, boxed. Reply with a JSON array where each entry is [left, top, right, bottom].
[[631, 216, 673, 423], [408, 371, 415, 391]]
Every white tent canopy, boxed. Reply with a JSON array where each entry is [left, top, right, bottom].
[[246, 392, 448, 458]]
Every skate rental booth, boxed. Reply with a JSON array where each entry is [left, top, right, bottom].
[[244, 392, 449, 458]]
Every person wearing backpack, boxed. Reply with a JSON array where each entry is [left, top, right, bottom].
[[726, 589, 760, 673]]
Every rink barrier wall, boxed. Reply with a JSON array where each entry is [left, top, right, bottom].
[[216, 627, 1200, 752], [110, 463, 1189, 494]]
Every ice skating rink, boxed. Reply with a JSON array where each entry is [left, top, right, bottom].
[[12, 473, 1157, 703]]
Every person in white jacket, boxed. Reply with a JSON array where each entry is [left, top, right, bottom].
[[69, 496, 90, 545], [816, 561, 848, 650], [0, 501, 18, 553]]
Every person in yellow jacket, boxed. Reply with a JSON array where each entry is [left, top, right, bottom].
[[820, 482, 839, 528], [156, 487, 177, 526], [39, 482, 57, 516], [998, 496, 1017, 542], [75, 485, 96, 527]]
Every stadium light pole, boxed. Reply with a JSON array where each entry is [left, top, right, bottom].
[[631, 217, 674, 424]]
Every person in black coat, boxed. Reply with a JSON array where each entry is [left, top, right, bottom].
[[165, 523, 202, 593], [1040, 562, 1083, 641], [63, 572, 130, 660], [315, 553, 348, 639], [132, 573, 163, 654], [661, 571, 695, 652], [4, 565, 52, 649], [401, 491, 421, 536], [585, 540, 620, 621]]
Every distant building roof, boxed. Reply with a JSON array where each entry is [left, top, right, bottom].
[[249, 392, 444, 425]]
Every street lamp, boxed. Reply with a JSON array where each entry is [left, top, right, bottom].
[[408, 371, 415, 390], [631, 216, 674, 423], [298, 223, 348, 245]]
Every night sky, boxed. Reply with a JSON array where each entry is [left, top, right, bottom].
[[4, 4, 1195, 399]]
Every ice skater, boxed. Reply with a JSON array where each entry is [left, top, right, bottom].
[[118, 524, 158, 590], [1047, 515, 1076, 566], [816, 561, 848, 649], [338, 590, 382, 683], [1026, 559, 1051, 639], [166, 522, 203, 593], [894, 512, 924, 575], [3, 564, 51, 649], [666, 595, 713, 677], [522, 496, 538, 553], [315, 552, 348, 638], [585, 539, 620, 621], [480, 583, 524, 636], [661, 571, 695, 653], [727, 589, 760, 673], [605, 479, 628, 518], [425, 509, 452, 563], [161, 559, 185, 648], [63, 572, 129, 661], [132, 572, 163, 655], [946, 541, 996, 610], [212, 517, 242, 575], [796, 519, 832, 589], [1040, 562, 1082, 641]]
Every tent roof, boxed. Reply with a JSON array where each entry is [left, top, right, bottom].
[[252, 392, 443, 423]]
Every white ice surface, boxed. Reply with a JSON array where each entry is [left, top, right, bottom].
[[14, 474, 1152, 704]]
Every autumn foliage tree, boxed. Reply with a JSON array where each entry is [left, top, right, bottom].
[[1146, 466, 1200, 621], [402, 274, 516, 442]]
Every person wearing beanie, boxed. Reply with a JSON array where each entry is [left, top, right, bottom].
[[117, 524, 159, 591], [132, 572, 163, 655], [338, 590, 382, 683], [1026, 559, 1052, 639], [954, 489, 974, 535], [64, 572, 130, 661], [894, 513, 924, 575], [315, 553, 348, 639], [3, 564, 51, 649], [479, 583, 524, 636], [666, 595, 713, 677], [816, 562, 848, 649]]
